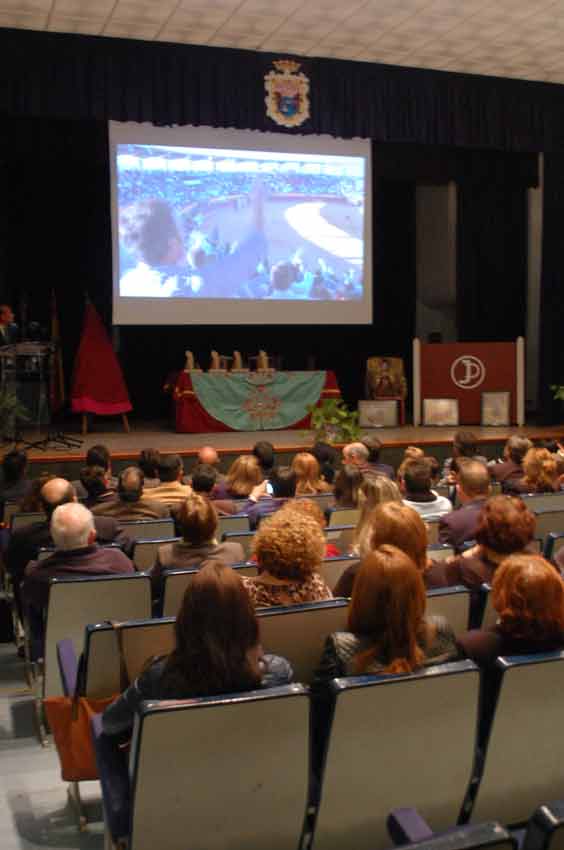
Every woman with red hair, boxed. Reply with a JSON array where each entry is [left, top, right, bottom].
[[290, 452, 332, 496], [315, 545, 458, 681], [458, 554, 564, 665]]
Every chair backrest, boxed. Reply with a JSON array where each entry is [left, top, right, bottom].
[[479, 583, 497, 629], [425, 517, 442, 545], [320, 557, 359, 592], [131, 537, 180, 572], [161, 563, 258, 618], [3, 500, 22, 527], [533, 508, 564, 546], [522, 492, 564, 511], [129, 685, 310, 850], [324, 524, 355, 552], [296, 493, 335, 513], [217, 514, 250, 537], [428, 544, 455, 562], [222, 530, 254, 557], [44, 573, 152, 697], [37, 547, 54, 562], [328, 508, 360, 527], [470, 651, 564, 825], [257, 599, 349, 683], [120, 518, 175, 540], [523, 800, 564, 850], [10, 511, 45, 532], [544, 531, 564, 562], [426, 587, 471, 635], [313, 660, 480, 850]]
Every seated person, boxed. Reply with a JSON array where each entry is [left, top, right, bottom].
[[145, 454, 192, 505], [489, 435, 532, 491], [360, 435, 395, 480], [0, 449, 31, 519], [213, 455, 262, 500], [276, 498, 340, 558], [102, 561, 293, 744], [152, 494, 244, 596], [315, 545, 459, 682], [290, 452, 332, 496], [190, 463, 236, 515], [137, 448, 161, 489], [332, 465, 363, 509], [252, 440, 275, 479], [22, 502, 134, 657], [351, 475, 402, 556], [311, 441, 339, 485], [400, 458, 452, 519], [73, 444, 117, 499], [341, 442, 371, 474], [18, 472, 56, 513], [441, 431, 488, 484], [334, 501, 439, 597], [242, 511, 332, 607], [242, 466, 298, 529], [92, 467, 170, 520], [80, 465, 115, 509], [439, 460, 490, 552], [505, 447, 559, 494]]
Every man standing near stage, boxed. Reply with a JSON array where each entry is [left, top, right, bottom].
[[0, 305, 16, 345]]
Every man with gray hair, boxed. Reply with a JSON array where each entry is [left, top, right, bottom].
[[490, 435, 533, 491], [342, 442, 370, 472], [22, 502, 134, 655]]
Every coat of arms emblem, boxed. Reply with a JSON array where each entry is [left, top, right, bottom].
[[264, 59, 310, 128]]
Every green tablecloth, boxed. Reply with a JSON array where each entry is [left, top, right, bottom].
[[191, 371, 327, 430]]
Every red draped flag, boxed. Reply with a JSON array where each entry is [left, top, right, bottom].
[[71, 302, 132, 415]]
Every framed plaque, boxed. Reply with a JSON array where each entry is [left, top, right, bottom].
[[358, 399, 398, 428], [423, 398, 459, 427], [481, 391, 511, 426]]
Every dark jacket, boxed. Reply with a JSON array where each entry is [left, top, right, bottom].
[[438, 498, 487, 552], [152, 540, 245, 595], [333, 559, 445, 599], [314, 615, 459, 684], [457, 625, 564, 667], [102, 653, 294, 737], [489, 460, 523, 490]]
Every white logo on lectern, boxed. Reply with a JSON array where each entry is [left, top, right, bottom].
[[450, 356, 486, 389]]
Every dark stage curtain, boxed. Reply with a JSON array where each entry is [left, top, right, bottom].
[[1, 27, 564, 152], [539, 153, 564, 423]]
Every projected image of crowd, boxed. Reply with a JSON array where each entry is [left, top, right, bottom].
[[117, 165, 364, 301]]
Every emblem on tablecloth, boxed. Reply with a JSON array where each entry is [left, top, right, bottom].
[[264, 59, 310, 128], [242, 384, 282, 424]]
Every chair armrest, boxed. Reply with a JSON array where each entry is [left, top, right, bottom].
[[388, 808, 434, 845], [56, 639, 78, 697]]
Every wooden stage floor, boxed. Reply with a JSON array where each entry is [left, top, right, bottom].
[[5, 418, 564, 465]]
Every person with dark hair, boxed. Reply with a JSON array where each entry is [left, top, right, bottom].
[[333, 465, 363, 509], [137, 448, 161, 488], [145, 454, 192, 505], [400, 459, 451, 518], [315, 546, 458, 682], [311, 441, 338, 485], [190, 463, 235, 515], [73, 444, 117, 498], [0, 449, 31, 518], [92, 466, 169, 520], [102, 560, 293, 740], [360, 436, 395, 480], [79, 465, 115, 509], [489, 436, 532, 491], [441, 431, 488, 483], [252, 440, 275, 477], [439, 460, 490, 552], [242, 466, 297, 528]]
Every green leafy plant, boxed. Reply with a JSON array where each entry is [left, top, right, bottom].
[[306, 398, 362, 444], [551, 385, 564, 401], [0, 389, 29, 440]]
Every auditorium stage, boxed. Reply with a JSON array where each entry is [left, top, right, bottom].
[[5, 419, 563, 475]]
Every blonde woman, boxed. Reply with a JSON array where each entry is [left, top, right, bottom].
[[352, 474, 402, 555], [215, 454, 263, 499], [291, 452, 332, 496]]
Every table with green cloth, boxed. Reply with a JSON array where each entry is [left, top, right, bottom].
[[170, 370, 340, 432]]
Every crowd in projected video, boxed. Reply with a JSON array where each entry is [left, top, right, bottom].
[[117, 143, 366, 301]]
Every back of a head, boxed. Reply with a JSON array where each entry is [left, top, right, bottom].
[[475, 495, 536, 554], [191, 463, 218, 494], [138, 448, 160, 478], [197, 445, 219, 467], [358, 474, 401, 515], [51, 502, 95, 551], [252, 440, 275, 473], [80, 465, 107, 499], [270, 466, 297, 498], [458, 460, 490, 498], [118, 466, 144, 502], [402, 459, 432, 494], [344, 442, 369, 465], [165, 560, 260, 698], [290, 453, 320, 487], [311, 441, 337, 467], [41, 477, 76, 519], [2, 449, 27, 485], [279, 498, 326, 529], [226, 454, 262, 497], [252, 510, 324, 580], [506, 436, 532, 465], [492, 554, 564, 639], [86, 444, 111, 472], [348, 545, 426, 674], [158, 453, 183, 483], [523, 447, 558, 489], [454, 431, 478, 458], [334, 465, 363, 506], [365, 501, 428, 569], [361, 436, 382, 463], [178, 493, 217, 544]]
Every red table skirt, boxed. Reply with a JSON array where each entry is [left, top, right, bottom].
[[165, 371, 341, 433]]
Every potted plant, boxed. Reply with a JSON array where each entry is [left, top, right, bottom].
[[0, 389, 29, 441], [307, 398, 362, 444]]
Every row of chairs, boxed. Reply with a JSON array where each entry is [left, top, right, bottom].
[[83, 647, 564, 850]]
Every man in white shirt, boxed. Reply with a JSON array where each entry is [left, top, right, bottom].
[[400, 458, 452, 519]]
